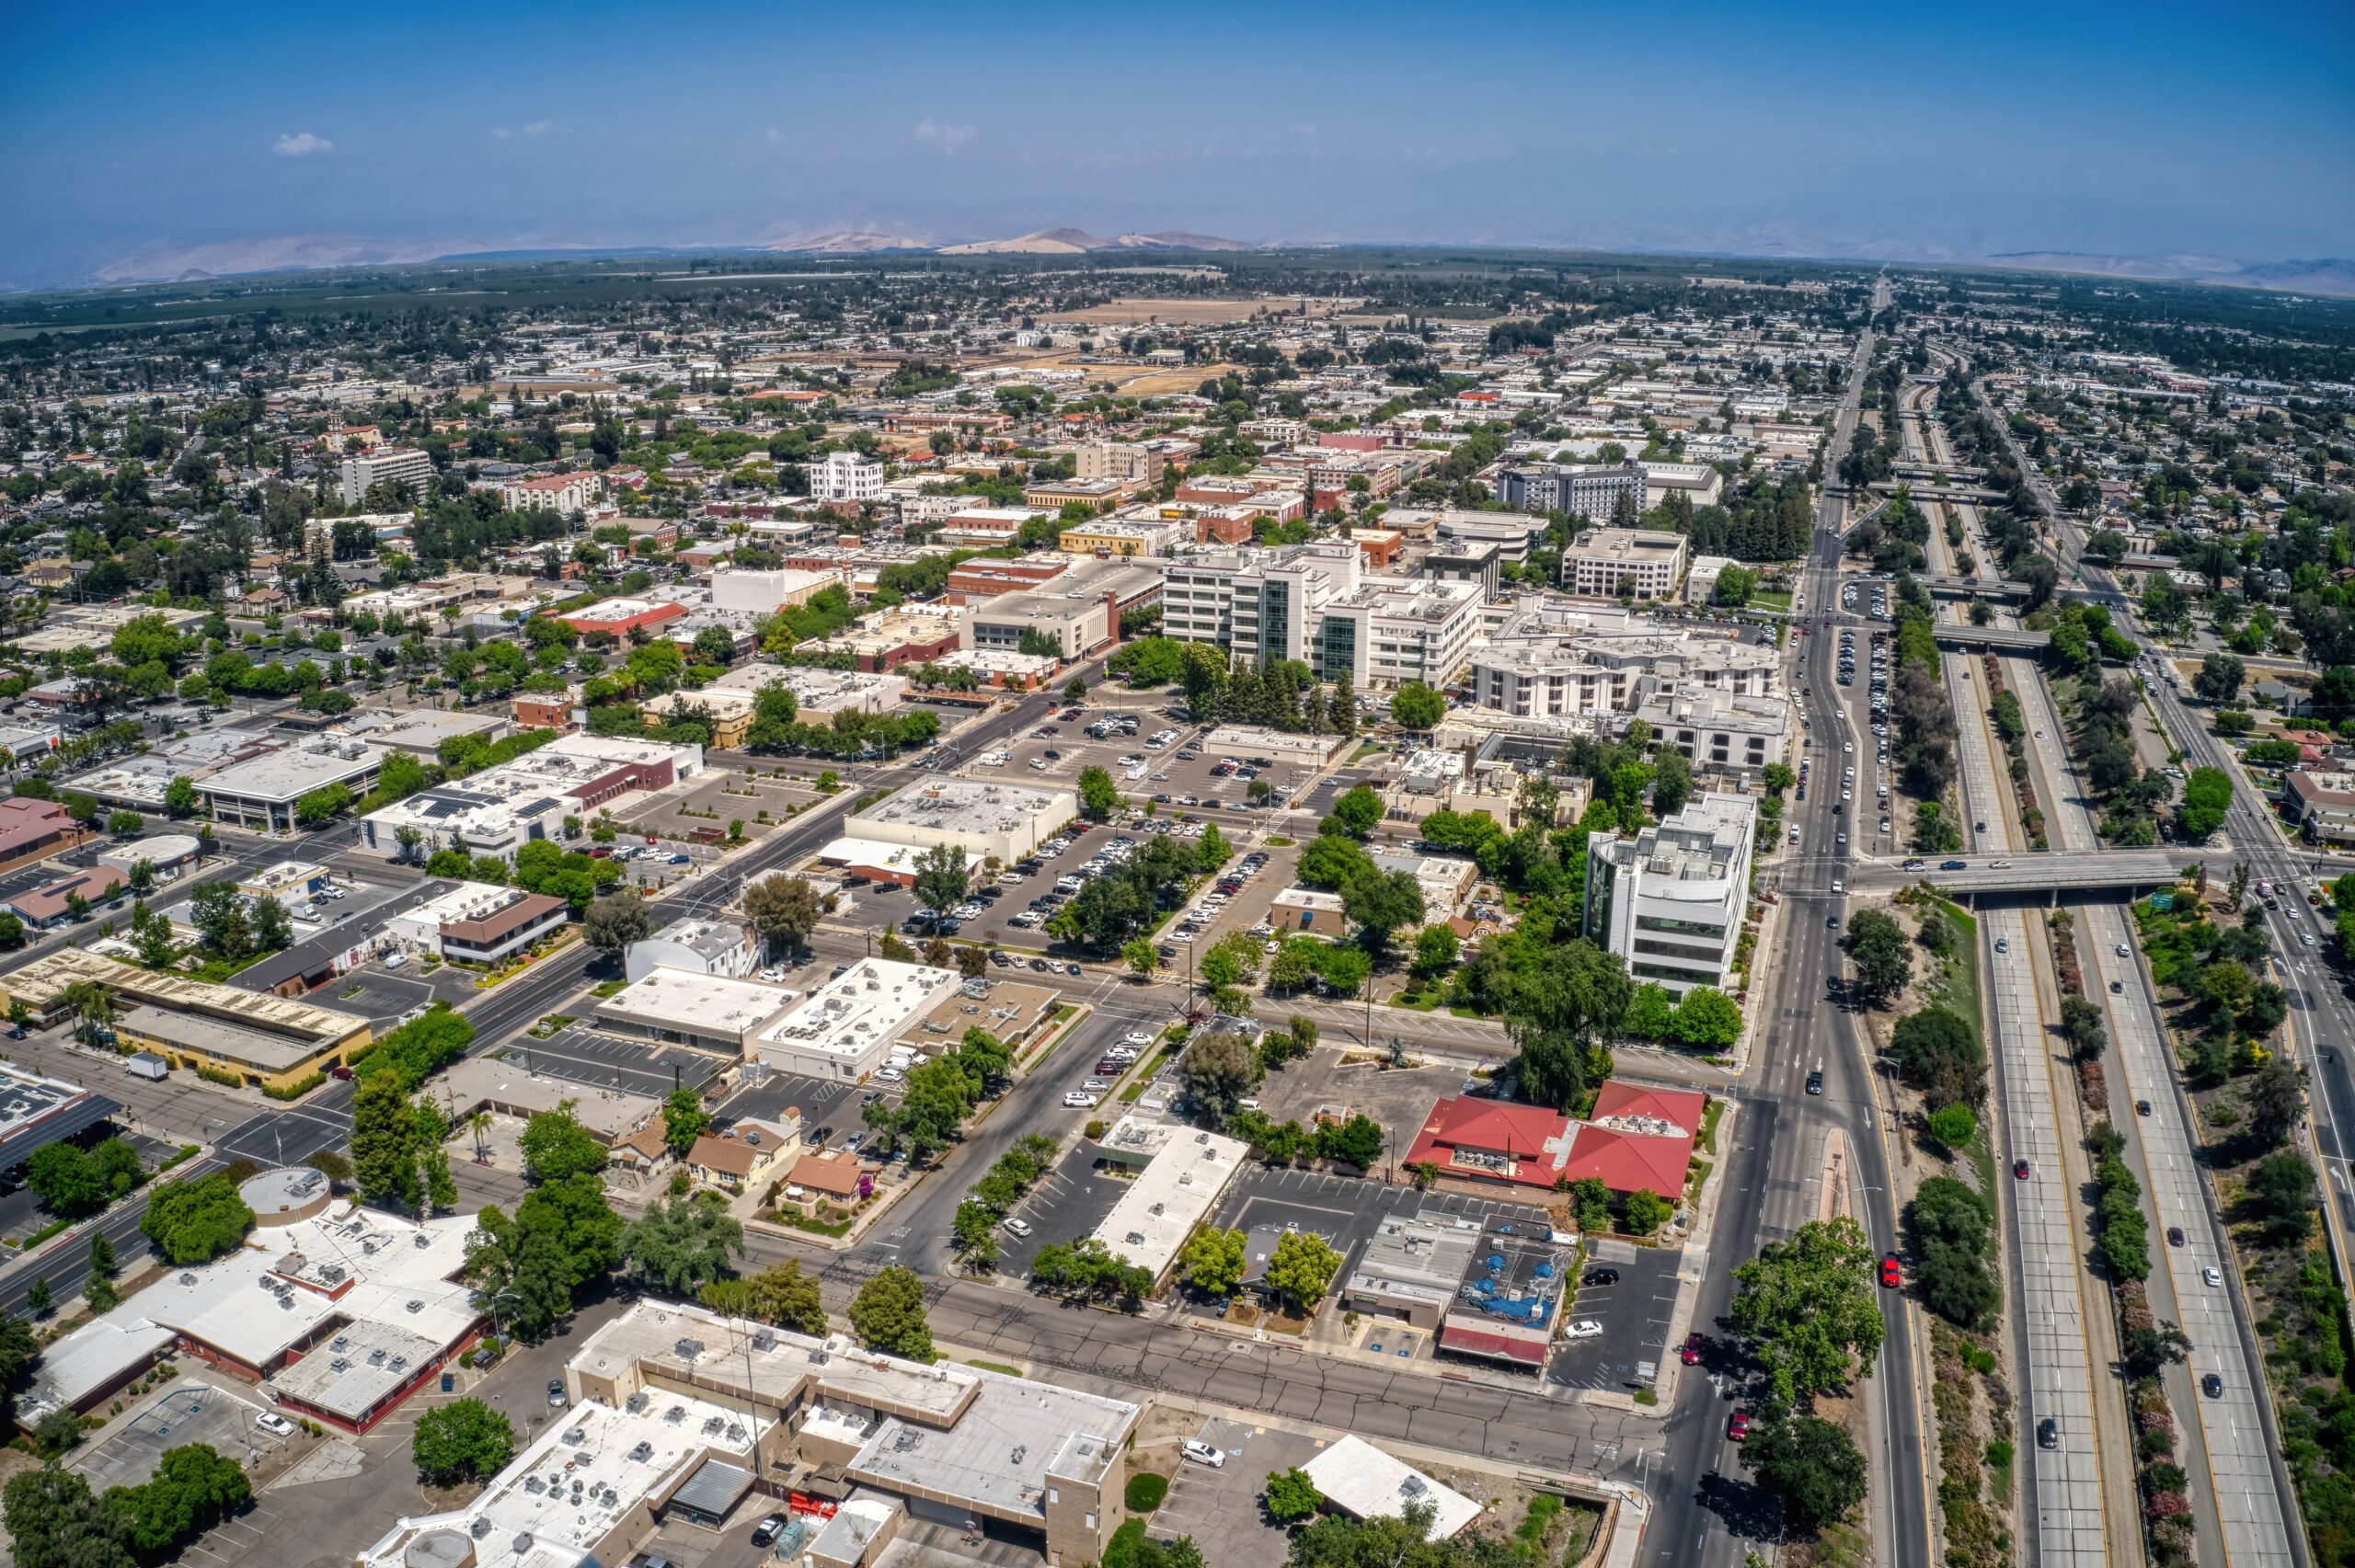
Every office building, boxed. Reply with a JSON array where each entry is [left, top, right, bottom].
[[1433, 509, 1547, 566], [1494, 459, 1648, 521], [200, 738, 388, 831], [752, 957, 962, 1080], [1074, 441, 1166, 486], [1400, 1096, 1574, 1191], [1087, 1127, 1248, 1285], [1160, 543, 1361, 667], [712, 567, 844, 615], [964, 562, 1163, 659], [338, 447, 437, 508], [1312, 577, 1483, 690], [1582, 791, 1756, 997], [1557, 1080, 1705, 1202], [361, 734, 700, 862], [382, 882, 571, 964], [626, 915, 760, 981], [810, 451, 886, 505], [1629, 686, 1789, 774], [1560, 526, 1690, 600]]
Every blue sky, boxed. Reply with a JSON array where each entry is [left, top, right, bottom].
[[4, 0, 2349, 284]]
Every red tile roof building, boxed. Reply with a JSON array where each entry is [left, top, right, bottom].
[[0, 798, 75, 864], [1557, 1081, 1706, 1199], [1401, 1097, 1573, 1190]]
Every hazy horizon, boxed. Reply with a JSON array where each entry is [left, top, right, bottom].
[[6, 0, 2350, 289]]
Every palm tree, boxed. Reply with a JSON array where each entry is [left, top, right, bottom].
[[469, 1110, 492, 1163], [62, 980, 117, 1047]]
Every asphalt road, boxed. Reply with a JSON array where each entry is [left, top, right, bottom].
[[1653, 291, 1935, 1568]]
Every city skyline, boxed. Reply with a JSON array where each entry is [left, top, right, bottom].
[[4, 0, 2350, 289]]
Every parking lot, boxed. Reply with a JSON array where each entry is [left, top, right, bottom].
[[1147, 1415, 1324, 1568], [720, 1066, 898, 1144], [327, 965, 477, 1026], [1241, 1054, 1462, 1156], [615, 766, 826, 850], [495, 1021, 731, 1098], [994, 1142, 1136, 1276], [961, 708, 1312, 825], [73, 1379, 279, 1493], [1194, 1166, 1553, 1322], [1546, 1238, 1685, 1392]]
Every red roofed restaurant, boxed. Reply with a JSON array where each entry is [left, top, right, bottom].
[[1557, 1081, 1706, 1200], [1402, 1098, 1572, 1190]]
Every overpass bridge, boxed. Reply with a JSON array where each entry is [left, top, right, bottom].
[[1921, 573, 2031, 602], [1870, 479, 2008, 505], [1894, 462, 1989, 483], [1846, 848, 2190, 899], [1933, 623, 2048, 653]]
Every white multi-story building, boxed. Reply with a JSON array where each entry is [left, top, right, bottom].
[[1160, 543, 1361, 668], [1561, 527, 1690, 600], [809, 450, 885, 504], [1074, 441, 1166, 486], [1629, 687, 1789, 774], [1314, 578, 1484, 690], [1583, 791, 1755, 998], [1470, 604, 1780, 722], [499, 471, 601, 513], [338, 447, 436, 507]]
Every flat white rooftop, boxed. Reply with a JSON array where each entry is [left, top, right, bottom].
[[1090, 1127, 1248, 1279], [754, 958, 958, 1066]]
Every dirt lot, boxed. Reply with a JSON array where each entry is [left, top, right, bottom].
[[1005, 350, 1235, 399], [1043, 298, 1333, 326], [615, 768, 825, 845]]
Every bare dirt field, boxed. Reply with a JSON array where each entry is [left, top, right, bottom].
[[1005, 350, 1234, 398]]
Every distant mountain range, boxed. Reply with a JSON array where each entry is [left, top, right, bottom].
[[1984, 251, 2355, 295], [13, 224, 2353, 297]]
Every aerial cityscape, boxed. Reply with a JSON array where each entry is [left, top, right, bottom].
[[0, 8, 2350, 1568]]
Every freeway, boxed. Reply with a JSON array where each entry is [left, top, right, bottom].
[[1950, 347, 2304, 1567], [1949, 646, 2139, 1568], [1654, 282, 1936, 1568]]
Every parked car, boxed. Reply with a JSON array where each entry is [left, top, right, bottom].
[[750, 1516, 789, 1548], [547, 1379, 568, 1408], [1879, 1255, 1901, 1288], [1680, 1333, 1705, 1366], [1002, 1217, 1033, 1239], [1728, 1412, 1752, 1442], [256, 1412, 296, 1436], [1562, 1320, 1603, 1340], [1063, 1092, 1101, 1108], [1181, 1439, 1227, 1469]]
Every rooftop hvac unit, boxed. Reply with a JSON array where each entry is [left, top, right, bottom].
[[626, 1392, 649, 1414], [751, 1330, 775, 1352], [470, 1518, 493, 1540], [664, 1404, 686, 1423], [406, 1299, 423, 1313], [674, 1339, 705, 1361], [329, 1357, 349, 1372], [524, 1477, 546, 1495], [179, 1274, 196, 1286], [628, 1441, 654, 1463], [562, 1428, 586, 1446], [368, 1349, 387, 1366]]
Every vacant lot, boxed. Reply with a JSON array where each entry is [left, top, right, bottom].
[[1044, 298, 1296, 326]]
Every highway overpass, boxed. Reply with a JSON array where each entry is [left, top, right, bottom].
[[1848, 848, 2191, 898], [1870, 479, 2008, 504], [1933, 624, 2049, 653], [1921, 573, 2031, 602]]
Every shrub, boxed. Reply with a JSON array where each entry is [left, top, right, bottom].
[[1125, 1472, 1168, 1513]]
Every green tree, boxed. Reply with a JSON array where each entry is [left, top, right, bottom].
[[1650, 750, 1694, 817], [1741, 1414, 1869, 1530], [623, 1191, 745, 1295], [1665, 987, 1743, 1048], [412, 1399, 516, 1485], [4, 1466, 135, 1568], [1505, 939, 1632, 1109], [744, 873, 822, 955], [1180, 1226, 1248, 1296], [913, 842, 971, 916], [1263, 1467, 1323, 1523], [848, 1265, 935, 1360], [1122, 936, 1160, 979], [1925, 1104, 1976, 1150], [1077, 765, 1122, 819], [163, 775, 201, 818], [139, 1173, 254, 1265], [1841, 910, 1913, 1004], [1388, 683, 1444, 730], [520, 1100, 609, 1183], [1623, 1188, 1671, 1235], [700, 1259, 829, 1334], [2192, 652, 2246, 705], [581, 889, 654, 956], [1340, 868, 1425, 953], [1909, 1175, 1999, 1330], [1296, 833, 1376, 889], [1729, 1216, 1885, 1402], [662, 1087, 711, 1156], [1261, 1230, 1344, 1315], [1325, 784, 1384, 838], [2176, 766, 2233, 841], [350, 1072, 419, 1207], [1411, 922, 1459, 978], [1890, 1006, 1985, 1110], [1178, 1027, 1263, 1117]]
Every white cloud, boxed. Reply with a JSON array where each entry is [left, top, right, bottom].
[[270, 132, 332, 157], [522, 120, 557, 138], [913, 118, 975, 154], [490, 127, 511, 140]]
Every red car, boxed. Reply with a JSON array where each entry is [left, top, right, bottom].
[[1879, 1255, 1901, 1288], [1728, 1413, 1752, 1442], [1680, 1333, 1705, 1366]]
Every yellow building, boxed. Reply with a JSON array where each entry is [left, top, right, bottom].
[[639, 688, 755, 750], [1057, 521, 1177, 557], [4, 950, 372, 1094]]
